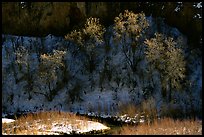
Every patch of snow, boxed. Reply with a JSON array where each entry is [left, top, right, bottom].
[[2, 118, 15, 123], [49, 124, 72, 134], [77, 120, 110, 133], [174, 6, 180, 12], [193, 2, 202, 8], [47, 119, 110, 134], [139, 119, 145, 123], [124, 119, 131, 123], [100, 114, 112, 118], [193, 14, 202, 19]]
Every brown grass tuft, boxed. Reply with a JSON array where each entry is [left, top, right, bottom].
[[117, 102, 140, 117], [112, 117, 202, 135]]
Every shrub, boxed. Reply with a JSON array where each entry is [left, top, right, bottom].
[[113, 10, 149, 73], [65, 17, 105, 73], [37, 50, 66, 101], [117, 102, 141, 117], [144, 33, 186, 102]]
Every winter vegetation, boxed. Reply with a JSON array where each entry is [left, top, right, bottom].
[[2, 111, 110, 135], [111, 117, 202, 135], [2, 9, 202, 135]]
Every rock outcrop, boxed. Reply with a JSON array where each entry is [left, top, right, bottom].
[[2, 2, 202, 48]]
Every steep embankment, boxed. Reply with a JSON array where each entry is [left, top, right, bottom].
[[2, 2, 202, 49]]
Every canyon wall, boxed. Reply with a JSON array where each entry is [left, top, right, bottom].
[[2, 2, 202, 48]]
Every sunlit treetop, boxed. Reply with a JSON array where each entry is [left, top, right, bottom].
[[113, 10, 149, 41], [65, 17, 105, 49]]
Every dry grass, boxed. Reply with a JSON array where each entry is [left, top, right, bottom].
[[117, 98, 158, 120], [117, 102, 141, 117], [2, 111, 89, 135], [112, 117, 202, 135]]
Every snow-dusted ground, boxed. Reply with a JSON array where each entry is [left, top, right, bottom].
[[2, 118, 110, 135], [47, 119, 110, 134]]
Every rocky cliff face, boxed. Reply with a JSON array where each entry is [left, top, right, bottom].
[[2, 2, 202, 48], [2, 2, 85, 36]]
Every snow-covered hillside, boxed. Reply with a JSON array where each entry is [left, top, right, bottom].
[[2, 15, 202, 120]]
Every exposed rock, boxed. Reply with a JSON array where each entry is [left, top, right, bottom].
[[2, 2, 201, 49]]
